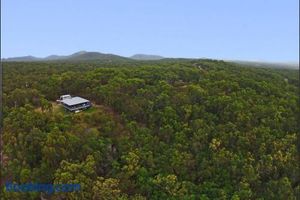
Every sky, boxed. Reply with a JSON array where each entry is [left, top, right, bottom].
[[1, 0, 299, 62]]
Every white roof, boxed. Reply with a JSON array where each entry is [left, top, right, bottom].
[[60, 94, 71, 99], [61, 96, 90, 106]]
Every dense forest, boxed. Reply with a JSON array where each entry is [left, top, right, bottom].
[[1, 60, 299, 199]]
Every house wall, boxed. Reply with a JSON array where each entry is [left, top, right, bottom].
[[62, 102, 91, 112]]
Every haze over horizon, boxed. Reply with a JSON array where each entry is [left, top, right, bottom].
[[2, 0, 299, 63]]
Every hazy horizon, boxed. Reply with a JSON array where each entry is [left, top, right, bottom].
[[2, 0, 299, 63], [2, 50, 299, 65]]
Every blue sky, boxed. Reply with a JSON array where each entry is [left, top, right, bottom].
[[1, 0, 299, 62]]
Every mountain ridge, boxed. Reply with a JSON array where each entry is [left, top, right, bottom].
[[2, 51, 130, 62], [2, 51, 165, 61], [2, 51, 298, 69]]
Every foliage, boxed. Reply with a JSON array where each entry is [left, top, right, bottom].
[[1, 60, 299, 199]]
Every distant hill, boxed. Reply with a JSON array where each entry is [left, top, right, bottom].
[[2, 51, 130, 62], [130, 54, 164, 60], [3, 56, 41, 62], [68, 51, 128, 61], [44, 55, 68, 60], [2, 52, 298, 70], [230, 60, 299, 69]]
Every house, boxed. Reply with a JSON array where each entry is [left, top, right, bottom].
[[59, 95, 92, 112]]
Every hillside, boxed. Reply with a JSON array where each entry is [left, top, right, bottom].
[[1, 60, 299, 199], [130, 54, 164, 60], [230, 60, 299, 69]]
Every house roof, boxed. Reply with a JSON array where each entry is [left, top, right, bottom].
[[61, 96, 90, 106], [60, 94, 71, 99]]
